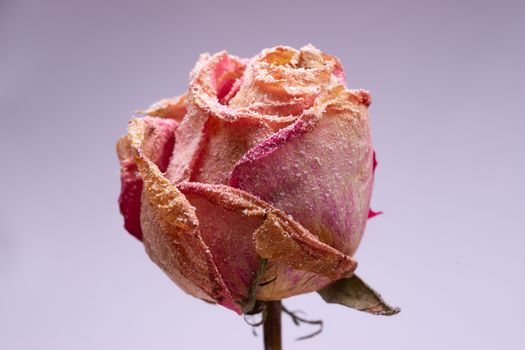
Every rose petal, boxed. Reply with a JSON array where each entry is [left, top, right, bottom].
[[257, 264, 332, 301], [165, 53, 283, 185], [142, 94, 187, 122], [178, 183, 264, 300], [176, 182, 356, 301], [127, 118, 239, 313], [212, 53, 245, 104], [165, 104, 209, 183], [368, 209, 383, 219], [190, 52, 246, 121], [253, 211, 356, 280], [228, 45, 343, 117], [321, 52, 346, 85], [368, 152, 382, 219], [191, 116, 274, 184], [189, 50, 298, 126], [117, 153, 142, 239], [164, 53, 249, 184], [231, 86, 374, 255], [117, 117, 177, 240]]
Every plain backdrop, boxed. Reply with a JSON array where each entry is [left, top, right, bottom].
[[1, 0, 524, 349]]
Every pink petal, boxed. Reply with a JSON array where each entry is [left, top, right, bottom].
[[368, 152, 382, 219], [141, 198, 239, 312], [165, 52, 284, 185], [143, 94, 187, 122], [213, 54, 245, 104], [165, 52, 248, 184], [368, 209, 383, 219], [164, 103, 210, 184], [117, 117, 177, 240], [178, 183, 264, 300], [228, 45, 342, 118], [190, 116, 274, 184], [230, 87, 374, 255], [127, 118, 239, 313], [117, 156, 142, 239], [177, 182, 356, 301]]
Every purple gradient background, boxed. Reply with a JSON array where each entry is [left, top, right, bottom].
[[1, 0, 524, 349]]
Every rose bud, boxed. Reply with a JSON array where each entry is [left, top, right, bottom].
[[117, 44, 377, 314]]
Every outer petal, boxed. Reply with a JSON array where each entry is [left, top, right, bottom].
[[368, 152, 383, 219], [116, 136, 143, 239], [117, 117, 177, 240], [127, 118, 240, 313], [368, 209, 382, 219], [178, 183, 264, 301], [230, 85, 374, 255], [176, 182, 357, 301], [141, 94, 187, 122]]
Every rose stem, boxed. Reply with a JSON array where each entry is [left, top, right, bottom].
[[263, 300, 282, 350]]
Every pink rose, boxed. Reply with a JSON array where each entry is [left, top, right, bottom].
[[117, 44, 377, 314]]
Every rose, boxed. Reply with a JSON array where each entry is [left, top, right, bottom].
[[117, 44, 377, 314]]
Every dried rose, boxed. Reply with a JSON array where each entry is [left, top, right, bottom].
[[117, 44, 377, 314]]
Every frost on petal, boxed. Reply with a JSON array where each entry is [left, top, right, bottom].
[[142, 94, 187, 122], [176, 182, 356, 302], [164, 52, 249, 184], [191, 116, 274, 184], [190, 51, 246, 117], [165, 53, 276, 186], [256, 264, 332, 301], [229, 44, 343, 117], [117, 117, 177, 240], [127, 118, 239, 313], [165, 104, 209, 184], [178, 183, 264, 301], [231, 86, 374, 255], [253, 211, 356, 280]]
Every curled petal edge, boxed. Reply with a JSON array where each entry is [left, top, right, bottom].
[[127, 118, 240, 313], [117, 117, 177, 240], [368, 152, 382, 219], [139, 94, 187, 122], [230, 85, 374, 255], [176, 182, 357, 282]]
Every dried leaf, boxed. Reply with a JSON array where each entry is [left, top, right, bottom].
[[318, 275, 400, 316]]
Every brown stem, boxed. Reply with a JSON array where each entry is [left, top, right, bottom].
[[263, 301, 282, 350]]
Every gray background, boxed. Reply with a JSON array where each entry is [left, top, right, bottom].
[[1, 0, 524, 349]]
